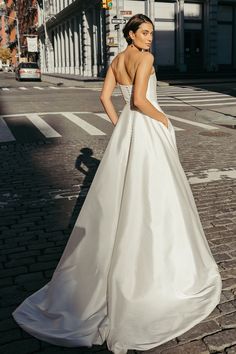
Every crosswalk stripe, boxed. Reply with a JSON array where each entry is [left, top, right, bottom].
[[62, 112, 106, 135], [160, 104, 189, 106], [19, 87, 28, 90], [172, 126, 184, 131], [174, 94, 227, 98], [2, 88, 10, 91], [158, 98, 175, 101], [95, 113, 111, 122], [193, 102, 236, 106], [0, 118, 16, 142], [0, 111, 221, 143], [183, 97, 236, 103], [33, 86, 44, 90], [167, 114, 219, 130], [170, 125, 184, 131], [49, 86, 60, 90], [26, 113, 61, 138]]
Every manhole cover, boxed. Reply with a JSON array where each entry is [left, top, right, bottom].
[[199, 131, 231, 137]]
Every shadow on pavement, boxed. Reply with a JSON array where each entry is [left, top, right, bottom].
[[0, 134, 111, 353], [68, 147, 100, 230]]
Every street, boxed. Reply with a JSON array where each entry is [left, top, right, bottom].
[[0, 72, 236, 354]]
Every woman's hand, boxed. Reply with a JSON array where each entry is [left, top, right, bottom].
[[159, 114, 169, 129]]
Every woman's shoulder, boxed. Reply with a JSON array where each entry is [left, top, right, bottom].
[[137, 51, 154, 63], [111, 52, 122, 67]]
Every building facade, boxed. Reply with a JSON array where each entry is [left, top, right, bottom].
[[39, 0, 236, 76], [38, 0, 107, 76]]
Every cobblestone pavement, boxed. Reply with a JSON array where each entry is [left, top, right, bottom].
[[0, 117, 236, 354]]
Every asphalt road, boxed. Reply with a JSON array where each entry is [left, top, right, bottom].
[[0, 72, 118, 116]]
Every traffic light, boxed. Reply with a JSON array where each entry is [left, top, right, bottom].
[[101, 0, 112, 10], [107, 1, 112, 9]]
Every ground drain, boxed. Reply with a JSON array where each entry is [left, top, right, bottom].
[[199, 131, 231, 137]]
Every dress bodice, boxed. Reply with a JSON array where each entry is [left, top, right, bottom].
[[119, 72, 157, 104]]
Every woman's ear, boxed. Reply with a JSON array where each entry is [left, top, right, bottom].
[[129, 30, 134, 41]]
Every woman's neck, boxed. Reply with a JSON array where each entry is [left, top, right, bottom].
[[130, 43, 149, 52]]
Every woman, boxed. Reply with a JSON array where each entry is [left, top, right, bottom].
[[13, 14, 222, 354]]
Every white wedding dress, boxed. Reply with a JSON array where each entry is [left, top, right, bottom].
[[13, 71, 222, 354]]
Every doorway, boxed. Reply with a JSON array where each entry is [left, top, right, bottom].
[[184, 30, 203, 72]]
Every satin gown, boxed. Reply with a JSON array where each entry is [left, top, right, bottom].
[[13, 71, 222, 354]]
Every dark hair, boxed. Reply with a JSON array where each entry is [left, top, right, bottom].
[[122, 14, 154, 45]]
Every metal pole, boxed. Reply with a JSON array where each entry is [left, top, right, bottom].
[[42, 0, 48, 72], [116, 0, 120, 52], [16, 17, 21, 59], [116, 0, 124, 52], [149, 0, 155, 24]]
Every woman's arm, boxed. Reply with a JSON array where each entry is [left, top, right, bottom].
[[100, 65, 119, 126], [133, 52, 169, 128]]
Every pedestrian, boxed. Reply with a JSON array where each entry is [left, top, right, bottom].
[[12, 13, 222, 354]]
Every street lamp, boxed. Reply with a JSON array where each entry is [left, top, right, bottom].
[[0, 2, 21, 60]]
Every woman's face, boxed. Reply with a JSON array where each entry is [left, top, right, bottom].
[[129, 22, 154, 50]]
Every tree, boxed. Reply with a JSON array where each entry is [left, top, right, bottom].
[[0, 47, 12, 63]]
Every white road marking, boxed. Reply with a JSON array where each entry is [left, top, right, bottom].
[[192, 102, 236, 106], [160, 104, 190, 107], [49, 86, 60, 89], [187, 168, 236, 184], [176, 95, 226, 99], [95, 113, 111, 122], [172, 92, 223, 96], [33, 86, 44, 90], [158, 98, 175, 101], [167, 114, 219, 130], [62, 112, 106, 135], [19, 87, 28, 90], [2, 88, 10, 91], [0, 112, 220, 140], [0, 118, 16, 142], [183, 97, 236, 103], [173, 126, 184, 131], [0, 112, 91, 118], [26, 113, 61, 138]]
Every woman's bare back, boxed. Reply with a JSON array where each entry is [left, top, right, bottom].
[[111, 49, 155, 86]]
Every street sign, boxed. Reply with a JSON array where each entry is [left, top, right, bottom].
[[120, 10, 132, 15], [111, 18, 126, 24], [114, 24, 120, 30], [106, 36, 118, 47]]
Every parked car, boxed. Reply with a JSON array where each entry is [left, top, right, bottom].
[[15, 62, 41, 81], [0, 63, 12, 72]]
